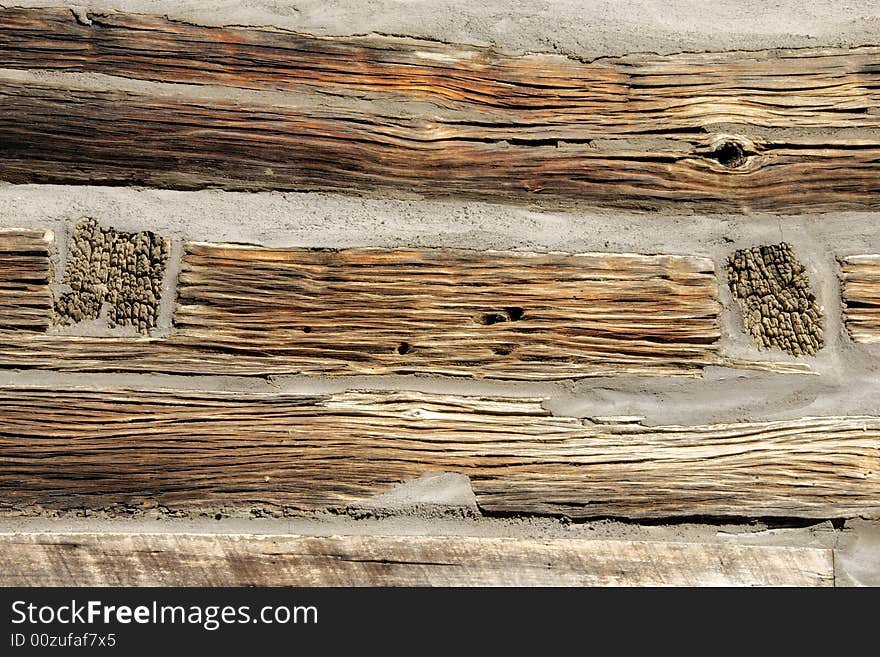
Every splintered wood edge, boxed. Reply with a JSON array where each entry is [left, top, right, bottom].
[[840, 255, 880, 343], [0, 533, 835, 587], [183, 242, 717, 267], [720, 357, 815, 375], [841, 255, 880, 266], [0, 228, 53, 241]]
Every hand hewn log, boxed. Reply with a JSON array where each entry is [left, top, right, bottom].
[[0, 533, 836, 586], [168, 244, 722, 378], [0, 240, 726, 378], [1, 388, 877, 519], [0, 8, 878, 211]]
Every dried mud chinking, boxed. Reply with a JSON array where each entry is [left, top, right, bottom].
[[726, 242, 824, 356], [54, 218, 169, 334]]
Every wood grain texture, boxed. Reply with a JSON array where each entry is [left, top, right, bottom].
[[0, 8, 879, 211], [1, 388, 877, 519], [0, 230, 52, 332], [0, 242, 806, 376], [0, 533, 835, 586], [0, 245, 726, 378], [841, 255, 880, 343], [170, 245, 722, 378]]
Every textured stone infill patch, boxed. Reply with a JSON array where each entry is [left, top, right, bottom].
[[726, 242, 824, 356], [54, 219, 169, 335]]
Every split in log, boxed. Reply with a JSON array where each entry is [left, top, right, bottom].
[[0, 8, 879, 211], [841, 255, 880, 344], [1, 388, 877, 519], [0, 230, 53, 332], [0, 533, 835, 586]]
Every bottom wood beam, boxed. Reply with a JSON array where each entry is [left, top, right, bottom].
[[0, 533, 834, 587], [1, 388, 878, 519]]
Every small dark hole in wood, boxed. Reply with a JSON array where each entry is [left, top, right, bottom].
[[478, 312, 507, 325], [302, 326, 312, 333], [396, 341, 411, 355], [214, 513, 222, 520], [477, 307, 525, 325], [505, 307, 525, 321], [710, 141, 746, 168], [493, 346, 512, 356]]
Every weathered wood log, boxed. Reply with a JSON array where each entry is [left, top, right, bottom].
[[0, 240, 808, 376], [169, 245, 722, 378], [0, 533, 835, 586], [841, 255, 880, 344], [0, 242, 726, 378], [0, 8, 879, 211], [1, 388, 877, 519], [0, 230, 53, 331], [0, 8, 877, 130]]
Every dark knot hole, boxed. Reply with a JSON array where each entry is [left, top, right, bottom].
[[709, 141, 747, 168]]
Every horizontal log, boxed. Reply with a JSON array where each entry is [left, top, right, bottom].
[[0, 9, 878, 210], [1, 8, 877, 130], [1, 388, 877, 519], [0, 243, 724, 378], [0, 230, 53, 331], [0, 533, 835, 586], [169, 245, 722, 378], [841, 255, 880, 343]]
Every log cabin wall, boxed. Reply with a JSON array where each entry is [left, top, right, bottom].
[[0, 1, 878, 587]]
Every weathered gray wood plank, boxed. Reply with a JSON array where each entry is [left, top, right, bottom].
[[0, 533, 835, 586]]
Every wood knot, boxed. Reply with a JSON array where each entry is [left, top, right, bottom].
[[699, 135, 758, 170], [710, 141, 747, 168]]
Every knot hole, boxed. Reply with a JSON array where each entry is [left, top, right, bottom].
[[709, 141, 748, 168]]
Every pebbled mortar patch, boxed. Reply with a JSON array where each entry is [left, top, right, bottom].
[[54, 218, 169, 335], [726, 242, 824, 356]]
